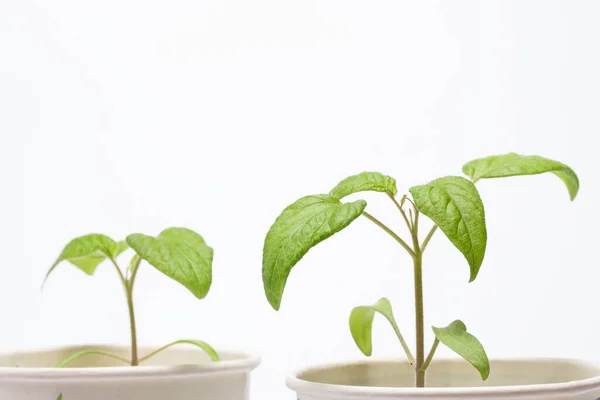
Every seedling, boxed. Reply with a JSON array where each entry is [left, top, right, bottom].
[[44, 227, 219, 367], [262, 153, 578, 387]]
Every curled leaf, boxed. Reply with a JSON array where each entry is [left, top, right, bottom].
[[410, 176, 487, 281], [127, 228, 213, 299], [44, 234, 117, 286], [462, 153, 579, 200], [432, 320, 490, 380], [262, 194, 367, 310], [330, 172, 398, 199], [349, 297, 413, 365]]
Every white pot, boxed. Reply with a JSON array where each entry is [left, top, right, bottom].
[[288, 358, 600, 399], [0, 345, 260, 400]]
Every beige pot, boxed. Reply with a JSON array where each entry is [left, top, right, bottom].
[[288, 358, 600, 399], [0, 345, 260, 400]]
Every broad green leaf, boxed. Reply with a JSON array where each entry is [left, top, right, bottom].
[[432, 320, 490, 380], [262, 194, 367, 310], [57, 395, 63, 400], [349, 297, 400, 356], [126, 227, 213, 299], [410, 176, 487, 281], [330, 172, 398, 199], [115, 240, 129, 257], [44, 234, 117, 284], [462, 153, 579, 200]]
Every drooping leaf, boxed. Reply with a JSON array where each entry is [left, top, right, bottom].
[[115, 240, 129, 257], [432, 320, 490, 380], [330, 172, 398, 199], [55, 350, 130, 368], [139, 339, 220, 363], [349, 297, 400, 356], [126, 227, 213, 299], [68, 252, 108, 275], [262, 194, 367, 310], [44, 234, 117, 284], [410, 176, 487, 281], [462, 153, 579, 200]]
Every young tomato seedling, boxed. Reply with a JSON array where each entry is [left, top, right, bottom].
[[262, 153, 578, 387], [44, 227, 219, 367]]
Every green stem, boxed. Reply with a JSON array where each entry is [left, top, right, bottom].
[[362, 212, 416, 259], [126, 257, 142, 366], [413, 249, 425, 387], [390, 321, 416, 366], [420, 338, 439, 372], [409, 207, 425, 386], [421, 225, 438, 252], [388, 194, 413, 232], [109, 257, 127, 288]]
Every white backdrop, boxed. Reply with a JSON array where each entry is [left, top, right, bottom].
[[1, 0, 600, 398]]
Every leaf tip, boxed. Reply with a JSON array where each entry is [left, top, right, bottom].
[[481, 368, 490, 381]]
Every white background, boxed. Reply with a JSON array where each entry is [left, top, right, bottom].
[[1, 0, 600, 398]]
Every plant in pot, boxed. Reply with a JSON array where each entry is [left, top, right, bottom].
[[0, 227, 260, 400], [262, 153, 600, 399]]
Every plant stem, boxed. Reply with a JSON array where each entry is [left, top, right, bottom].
[[420, 338, 439, 372], [109, 257, 127, 288], [413, 239, 425, 387], [406, 206, 426, 385], [388, 194, 412, 231], [362, 211, 416, 258], [126, 257, 142, 366], [391, 321, 416, 366], [421, 225, 438, 252]]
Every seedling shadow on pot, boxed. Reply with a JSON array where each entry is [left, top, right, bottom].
[[262, 153, 581, 390]]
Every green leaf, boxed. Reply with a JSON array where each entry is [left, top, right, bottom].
[[330, 172, 398, 199], [410, 176, 487, 281], [262, 194, 367, 310], [126, 227, 213, 299], [462, 153, 579, 200], [44, 234, 117, 284], [68, 252, 107, 275], [55, 350, 130, 368], [139, 339, 220, 363], [115, 240, 129, 257], [432, 320, 490, 380], [57, 395, 63, 400], [349, 297, 399, 356]]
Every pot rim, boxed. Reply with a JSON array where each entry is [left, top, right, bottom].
[[0, 344, 261, 381], [287, 357, 600, 397]]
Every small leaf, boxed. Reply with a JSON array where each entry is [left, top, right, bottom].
[[139, 339, 220, 363], [68, 252, 108, 275], [115, 240, 129, 257], [462, 153, 579, 200], [57, 395, 63, 400], [432, 320, 490, 380], [55, 350, 130, 368], [44, 234, 117, 284], [330, 172, 398, 199], [126, 227, 213, 299], [262, 194, 367, 310], [349, 297, 399, 357], [410, 176, 487, 281]]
